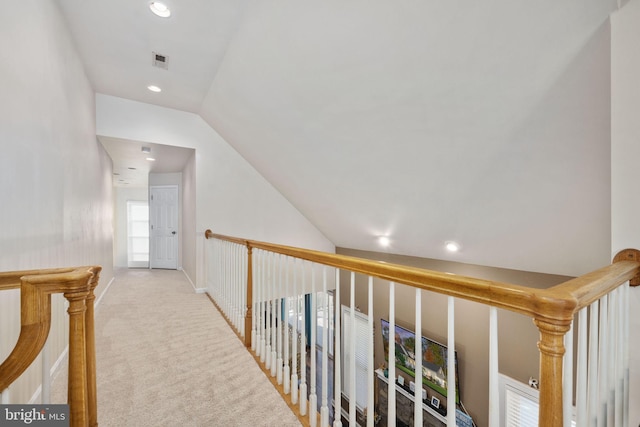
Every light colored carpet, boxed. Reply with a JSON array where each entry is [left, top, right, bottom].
[[52, 268, 301, 427]]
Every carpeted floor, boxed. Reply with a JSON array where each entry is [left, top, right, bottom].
[[52, 268, 301, 427]]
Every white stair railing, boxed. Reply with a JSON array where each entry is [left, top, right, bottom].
[[204, 231, 639, 427], [574, 282, 630, 427]]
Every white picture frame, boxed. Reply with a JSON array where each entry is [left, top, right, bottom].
[[431, 396, 440, 409]]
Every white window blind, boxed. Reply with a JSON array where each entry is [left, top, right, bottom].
[[341, 306, 369, 410], [505, 387, 538, 427], [501, 374, 576, 427]]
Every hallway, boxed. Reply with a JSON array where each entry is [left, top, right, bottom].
[[52, 268, 301, 427]]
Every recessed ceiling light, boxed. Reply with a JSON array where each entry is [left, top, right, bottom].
[[445, 241, 461, 252], [147, 85, 162, 93], [146, 157, 156, 162], [149, 2, 171, 18], [378, 236, 390, 247]]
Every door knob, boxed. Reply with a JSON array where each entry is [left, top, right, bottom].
[[172, 231, 176, 235]]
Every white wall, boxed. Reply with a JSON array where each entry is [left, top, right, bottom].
[[0, 1, 114, 403], [611, 1, 640, 424], [96, 94, 335, 287], [114, 186, 149, 268], [181, 152, 198, 289]]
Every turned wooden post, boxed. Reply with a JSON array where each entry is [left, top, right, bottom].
[[534, 318, 571, 427], [245, 244, 253, 348], [65, 288, 90, 427], [85, 267, 101, 427]]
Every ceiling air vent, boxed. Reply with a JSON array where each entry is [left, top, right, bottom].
[[152, 52, 168, 70]]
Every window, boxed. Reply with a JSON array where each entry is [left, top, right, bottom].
[[316, 291, 335, 355], [127, 201, 149, 267]]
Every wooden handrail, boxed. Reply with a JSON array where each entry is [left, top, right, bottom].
[[0, 265, 101, 427], [206, 231, 640, 323], [206, 230, 640, 427]]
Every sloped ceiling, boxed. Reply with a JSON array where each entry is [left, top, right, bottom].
[[58, 0, 619, 276]]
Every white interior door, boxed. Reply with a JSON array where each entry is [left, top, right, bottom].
[[149, 185, 178, 269]]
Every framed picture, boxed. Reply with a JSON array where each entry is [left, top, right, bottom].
[[381, 319, 460, 403], [431, 396, 440, 409]]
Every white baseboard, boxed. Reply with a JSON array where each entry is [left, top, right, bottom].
[[181, 269, 206, 293], [94, 275, 115, 309], [28, 346, 69, 404]]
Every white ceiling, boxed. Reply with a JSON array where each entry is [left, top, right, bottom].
[[98, 136, 194, 187], [57, 0, 621, 276]]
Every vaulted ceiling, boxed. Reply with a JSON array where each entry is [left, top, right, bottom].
[[57, 0, 622, 276]]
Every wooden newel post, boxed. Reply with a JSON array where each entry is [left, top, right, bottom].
[[65, 288, 90, 427], [534, 318, 571, 427], [245, 244, 253, 348]]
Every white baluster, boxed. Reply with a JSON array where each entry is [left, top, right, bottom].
[[309, 264, 317, 427], [348, 272, 357, 427], [235, 244, 239, 325], [251, 248, 257, 352], [577, 307, 588, 427], [489, 307, 499, 427], [232, 243, 236, 322], [239, 244, 244, 335], [260, 251, 267, 362], [563, 321, 574, 427], [228, 242, 232, 317], [265, 252, 272, 367], [236, 244, 240, 330], [219, 240, 223, 302], [598, 295, 609, 424], [321, 266, 329, 427], [333, 268, 342, 427], [284, 256, 291, 395], [271, 253, 278, 377], [228, 242, 232, 318], [224, 241, 228, 316], [223, 241, 227, 315], [607, 292, 616, 427], [292, 259, 299, 405], [277, 255, 283, 384], [623, 282, 630, 427], [588, 300, 599, 427], [615, 286, 624, 427], [367, 276, 376, 427], [214, 240, 219, 302], [300, 261, 308, 416], [242, 244, 247, 335], [388, 281, 396, 427], [214, 239, 218, 295], [446, 296, 455, 427], [414, 287, 422, 427]]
